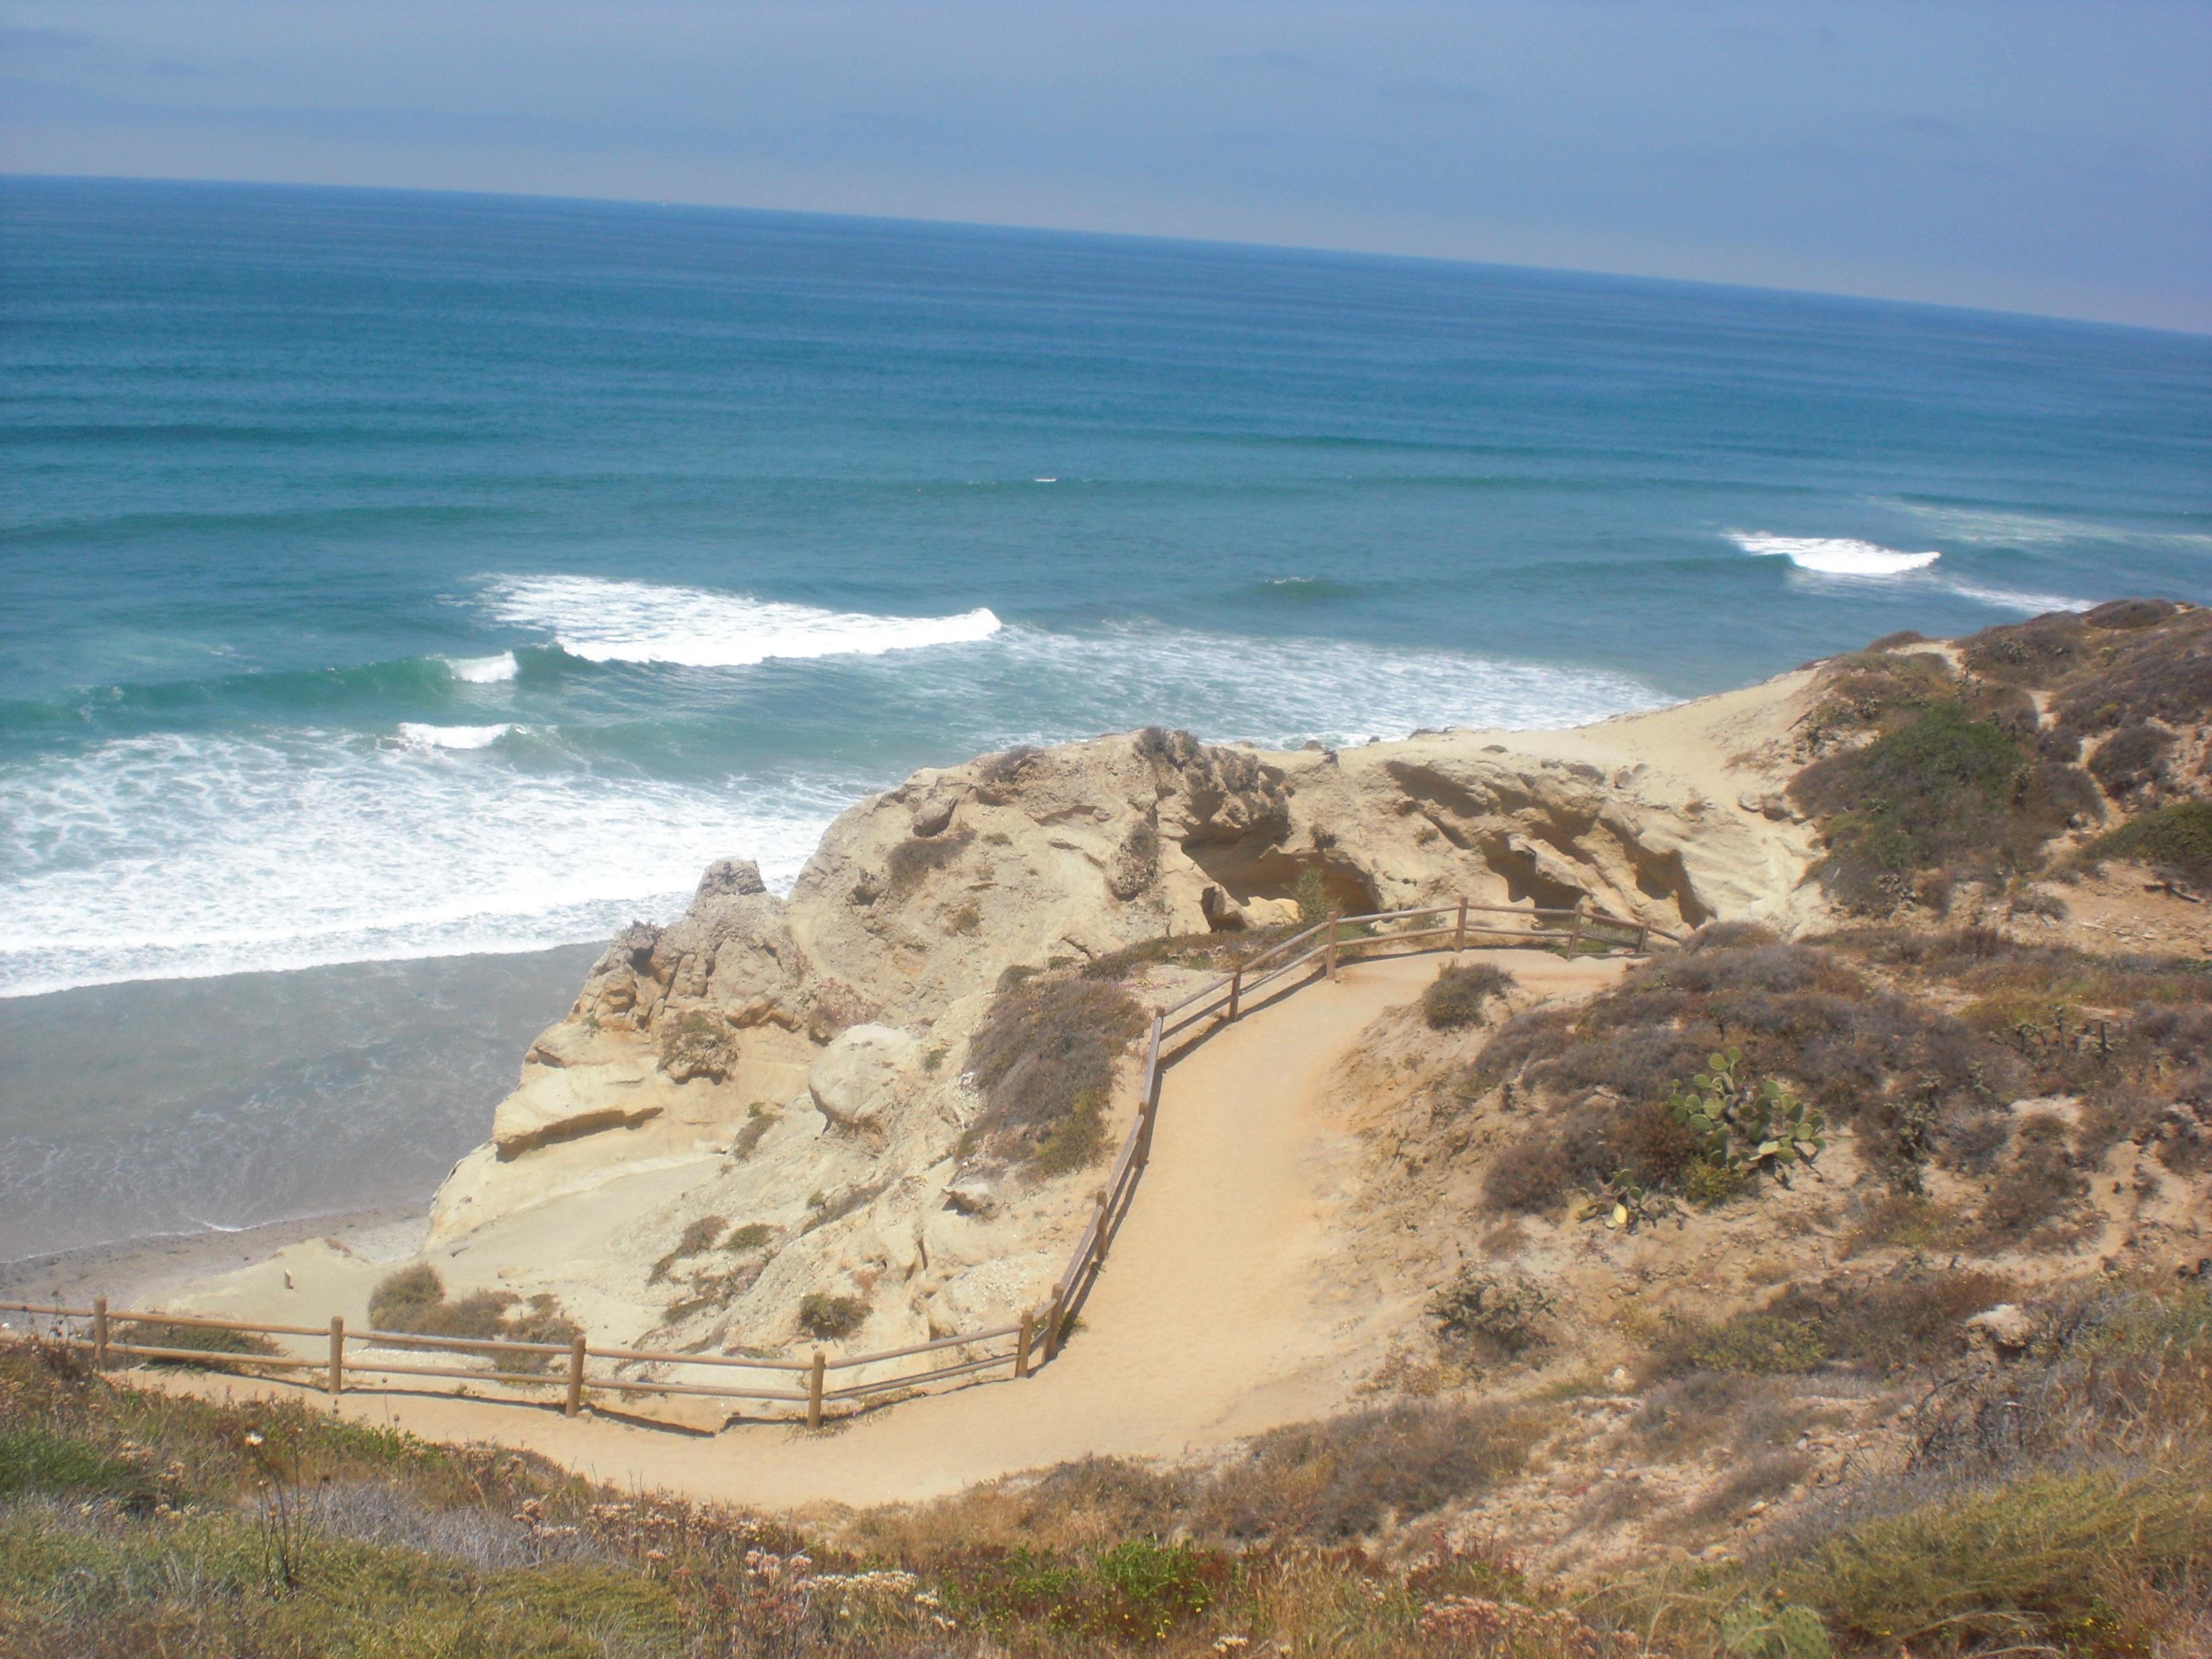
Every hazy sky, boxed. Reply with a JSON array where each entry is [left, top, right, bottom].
[[5, 2, 2209, 331]]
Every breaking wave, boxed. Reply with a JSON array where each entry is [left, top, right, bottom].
[[484, 575, 1002, 668], [1732, 532, 1942, 577]]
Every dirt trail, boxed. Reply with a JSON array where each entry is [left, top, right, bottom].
[[160, 951, 1621, 1509]]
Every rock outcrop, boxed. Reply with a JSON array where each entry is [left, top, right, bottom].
[[406, 689, 1820, 1368]]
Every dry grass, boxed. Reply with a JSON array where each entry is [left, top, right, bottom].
[[965, 973, 1147, 1171]]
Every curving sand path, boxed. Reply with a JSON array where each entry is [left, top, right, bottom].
[[157, 951, 1622, 1510]]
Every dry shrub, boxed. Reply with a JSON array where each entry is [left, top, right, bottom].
[[2051, 603, 2212, 732], [1630, 1372, 1804, 1459], [647, 1215, 725, 1284], [796, 1292, 867, 1340], [110, 1321, 279, 1366], [1973, 1114, 2087, 1246], [2087, 722, 2174, 798], [884, 825, 972, 893], [365, 1266, 579, 1372], [966, 974, 1145, 1170], [1423, 961, 1515, 1029], [1780, 1267, 2011, 1370], [1961, 610, 2097, 688], [1203, 1399, 1534, 1540], [1481, 1096, 1694, 1214]]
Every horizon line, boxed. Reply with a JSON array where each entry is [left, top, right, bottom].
[[10, 168, 2209, 345]]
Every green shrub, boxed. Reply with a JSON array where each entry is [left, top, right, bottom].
[[724, 1222, 774, 1252], [0, 1426, 149, 1500], [1423, 961, 1515, 1029], [2086, 798, 2212, 882], [1029, 1089, 1109, 1176], [1792, 703, 2096, 912], [1786, 1464, 2212, 1655]]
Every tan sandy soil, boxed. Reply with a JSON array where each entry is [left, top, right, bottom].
[[138, 949, 1627, 1509]]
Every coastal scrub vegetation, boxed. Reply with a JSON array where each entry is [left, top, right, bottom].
[[5, 1279, 2206, 1656], [1465, 920, 2211, 1224], [1789, 603, 2212, 914]]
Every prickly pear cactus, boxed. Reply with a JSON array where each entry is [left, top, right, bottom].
[[1721, 1596, 1832, 1659], [1668, 1048, 1827, 1187]]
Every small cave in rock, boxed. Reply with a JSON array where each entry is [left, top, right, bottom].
[[1478, 836, 1588, 912], [1181, 837, 1380, 925], [1633, 844, 1711, 927]]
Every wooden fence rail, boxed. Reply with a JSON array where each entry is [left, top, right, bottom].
[[0, 894, 1677, 1427]]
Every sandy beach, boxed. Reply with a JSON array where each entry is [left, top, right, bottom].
[[0, 943, 598, 1267]]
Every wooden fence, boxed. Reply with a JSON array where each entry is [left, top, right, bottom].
[[0, 895, 1675, 1427]]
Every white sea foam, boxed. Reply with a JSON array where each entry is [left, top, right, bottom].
[[484, 575, 1002, 668], [445, 651, 519, 683], [0, 731, 857, 998], [1894, 503, 2212, 554], [895, 622, 1670, 750], [1732, 532, 1942, 577], [395, 722, 515, 750], [0, 618, 1669, 998]]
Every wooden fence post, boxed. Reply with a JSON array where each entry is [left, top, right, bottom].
[[92, 1296, 108, 1372], [563, 1333, 586, 1416], [327, 1316, 344, 1399], [1226, 964, 1242, 1022], [1635, 920, 1650, 954], [806, 1351, 827, 1429], [1136, 1013, 1163, 1168], [1325, 911, 1340, 982], [1043, 1284, 1067, 1362], [1454, 898, 1468, 954], [1015, 1307, 1034, 1379], [1566, 899, 1585, 956]]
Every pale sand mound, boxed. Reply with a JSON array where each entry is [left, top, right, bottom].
[[150, 950, 1624, 1509]]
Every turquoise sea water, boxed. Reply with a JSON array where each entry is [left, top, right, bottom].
[[5, 176, 2211, 1000]]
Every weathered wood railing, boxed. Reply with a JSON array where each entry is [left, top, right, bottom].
[[0, 895, 1675, 1426]]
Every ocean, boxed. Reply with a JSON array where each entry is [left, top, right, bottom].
[[3, 175, 2208, 1257]]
